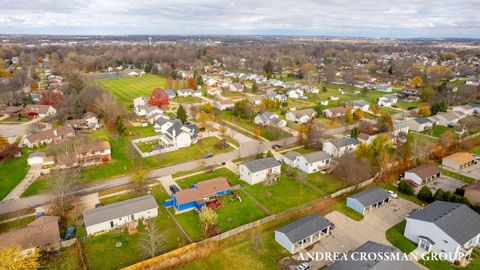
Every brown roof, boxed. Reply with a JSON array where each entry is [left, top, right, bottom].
[[0, 216, 61, 250], [24, 104, 54, 114], [325, 106, 346, 114], [175, 177, 231, 204], [4, 106, 24, 114], [25, 126, 75, 144], [292, 108, 316, 117], [406, 164, 440, 179], [443, 152, 475, 166], [57, 141, 110, 165], [217, 99, 235, 105], [358, 133, 370, 141]]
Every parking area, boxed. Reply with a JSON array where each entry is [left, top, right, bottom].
[[457, 162, 480, 180], [417, 175, 467, 193], [291, 198, 419, 269]]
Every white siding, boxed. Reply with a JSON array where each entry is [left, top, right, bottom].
[[86, 207, 158, 235]]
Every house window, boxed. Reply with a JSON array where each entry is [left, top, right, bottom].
[[110, 221, 114, 228], [444, 240, 448, 243]]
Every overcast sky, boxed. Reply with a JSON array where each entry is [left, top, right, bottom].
[[0, 0, 479, 38]]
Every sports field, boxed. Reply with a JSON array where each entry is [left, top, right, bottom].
[[96, 74, 167, 106]]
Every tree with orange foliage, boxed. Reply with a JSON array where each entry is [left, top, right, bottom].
[[353, 109, 364, 120], [345, 107, 353, 123], [166, 77, 173, 89], [371, 106, 380, 115], [255, 126, 261, 138], [418, 105, 431, 117], [39, 91, 64, 107], [409, 76, 423, 88], [186, 77, 197, 90]]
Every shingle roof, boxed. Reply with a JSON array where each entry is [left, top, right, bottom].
[[242, 157, 280, 173], [406, 164, 440, 180], [303, 151, 330, 163], [276, 214, 332, 243], [443, 152, 475, 166], [414, 117, 433, 124], [408, 201, 480, 245], [25, 126, 75, 144], [349, 188, 390, 207], [174, 177, 231, 204], [330, 137, 358, 148], [326, 241, 420, 270], [284, 151, 301, 161], [83, 195, 158, 227], [0, 216, 61, 250]]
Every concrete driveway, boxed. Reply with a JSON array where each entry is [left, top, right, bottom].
[[457, 162, 480, 180], [418, 176, 467, 193], [292, 198, 419, 269]]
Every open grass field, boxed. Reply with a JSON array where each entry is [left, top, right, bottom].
[[307, 172, 345, 195], [386, 221, 419, 254], [176, 168, 243, 188], [96, 74, 167, 107], [0, 152, 29, 200], [421, 125, 455, 138]]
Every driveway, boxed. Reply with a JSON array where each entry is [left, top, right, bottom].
[[417, 175, 467, 193], [2, 165, 41, 202], [292, 198, 419, 269], [456, 162, 480, 180]]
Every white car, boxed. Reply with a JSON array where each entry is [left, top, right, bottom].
[[295, 262, 310, 270], [387, 190, 398, 199]]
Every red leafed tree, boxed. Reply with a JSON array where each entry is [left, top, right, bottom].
[[39, 91, 64, 107], [149, 88, 169, 107], [186, 77, 197, 90]]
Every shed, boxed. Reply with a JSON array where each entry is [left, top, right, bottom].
[[346, 188, 391, 215]]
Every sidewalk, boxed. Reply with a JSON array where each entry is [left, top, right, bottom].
[[2, 165, 41, 202]]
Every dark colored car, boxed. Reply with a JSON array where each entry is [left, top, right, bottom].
[[272, 144, 281, 149], [204, 153, 214, 158], [95, 203, 102, 208], [169, 185, 180, 194]]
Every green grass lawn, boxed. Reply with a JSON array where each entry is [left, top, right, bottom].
[[330, 200, 363, 221], [0, 153, 29, 200], [100, 192, 143, 205], [307, 173, 345, 195], [244, 176, 320, 213], [472, 146, 480, 155], [420, 249, 480, 270], [176, 167, 243, 188], [42, 246, 80, 270], [440, 168, 476, 184], [167, 208, 204, 241], [82, 186, 186, 270], [0, 216, 36, 233], [421, 125, 454, 138], [21, 179, 48, 197], [96, 74, 167, 107], [385, 221, 418, 253], [171, 96, 203, 104]]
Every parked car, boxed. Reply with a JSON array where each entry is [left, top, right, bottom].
[[295, 262, 310, 270], [329, 222, 335, 230], [387, 190, 398, 198], [95, 203, 102, 208], [204, 153, 214, 158], [473, 154, 480, 161], [169, 185, 180, 194], [405, 179, 419, 188], [272, 144, 281, 149]]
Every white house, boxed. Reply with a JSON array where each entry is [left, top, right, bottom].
[[378, 95, 398, 107], [452, 105, 475, 116], [254, 112, 286, 128], [213, 100, 235, 111], [301, 85, 319, 94], [374, 85, 393, 93], [229, 83, 244, 92], [204, 78, 218, 86], [404, 164, 441, 186], [177, 89, 193, 97], [320, 100, 329, 106], [83, 195, 158, 235], [283, 150, 331, 174], [207, 88, 222, 97], [286, 108, 316, 124], [405, 118, 434, 132], [133, 96, 148, 108], [275, 214, 332, 254], [393, 121, 410, 136], [24, 105, 56, 118], [322, 137, 359, 157], [22, 126, 75, 148], [330, 95, 339, 101], [323, 106, 346, 118], [287, 89, 304, 99], [239, 157, 281, 185], [266, 92, 287, 102], [156, 120, 199, 149], [350, 100, 370, 111], [429, 111, 465, 127], [404, 201, 480, 264]]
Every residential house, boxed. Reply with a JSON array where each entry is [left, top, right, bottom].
[[207, 88, 222, 96], [166, 177, 234, 213], [301, 85, 319, 94], [0, 216, 61, 252], [320, 100, 329, 106], [287, 89, 304, 99], [393, 121, 410, 136], [22, 126, 75, 148], [452, 105, 475, 116], [350, 99, 370, 111], [239, 157, 281, 185], [357, 133, 375, 144], [133, 96, 148, 108], [3, 105, 24, 117], [404, 201, 480, 264], [83, 195, 158, 235], [204, 78, 218, 86], [405, 118, 434, 132], [24, 104, 56, 118], [164, 89, 176, 99], [325, 241, 420, 269], [229, 83, 244, 92], [346, 188, 391, 215], [65, 112, 99, 130], [374, 85, 393, 93], [266, 92, 287, 102], [275, 214, 332, 254], [283, 150, 331, 174], [192, 90, 202, 97], [323, 106, 346, 118], [442, 152, 476, 170], [469, 103, 480, 114], [404, 164, 441, 186], [378, 95, 398, 107], [56, 141, 111, 169], [160, 120, 199, 149], [254, 112, 286, 128], [464, 183, 480, 205], [322, 137, 359, 157], [429, 111, 465, 127], [213, 100, 235, 111], [330, 95, 339, 101], [249, 95, 263, 106], [286, 108, 316, 124], [177, 89, 193, 97]]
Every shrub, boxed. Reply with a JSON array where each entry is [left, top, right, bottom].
[[433, 188, 445, 201], [398, 180, 415, 195], [417, 186, 433, 202]]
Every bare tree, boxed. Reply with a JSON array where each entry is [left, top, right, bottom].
[[139, 221, 166, 258], [49, 167, 82, 219], [409, 134, 434, 166], [332, 153, 374, 185]]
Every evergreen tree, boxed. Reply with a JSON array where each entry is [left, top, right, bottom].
[[433, 188, 445, 201], [114, 116, 126, 136], [398, 180, 415, 195], [350, 127, 359, 139], [176, 105, 188, 124], [251, 80, 258, 92], [264, 61, 273, 79], [417, 186, 433, 202]]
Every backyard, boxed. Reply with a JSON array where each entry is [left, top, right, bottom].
[[0, 152, 30, 200], [96, 74, 167, 107], [421, 125, 455, 138]]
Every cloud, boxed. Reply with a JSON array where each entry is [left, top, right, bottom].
[[0, 0, 479, 37]]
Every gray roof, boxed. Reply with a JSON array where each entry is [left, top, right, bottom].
[[83, 195, 158, 227], [302, 151, 330, 163], [414, 117, 433, 124], [284, 151, 301, 161], [242, 157, 280, 173], [326, 241, 420, 270], [407, 201, 480, 245], [276, 214, 332, 243], [330, 137, 359, 148], [164, 89, 176, 97], [349, 188, 390, 208], [353, 100, 369, 107]]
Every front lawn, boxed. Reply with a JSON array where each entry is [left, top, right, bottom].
[[421, 125, 454, 138], [0, 153, 29, 200], [21, 179, 48, 197], [420, 248, 480, 270], [176, 167, 242, 188], [96, 74, 167, 107], [244, 176, 320, 213], [385, 221, 417, 253], [171, 96, 203, 104]]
